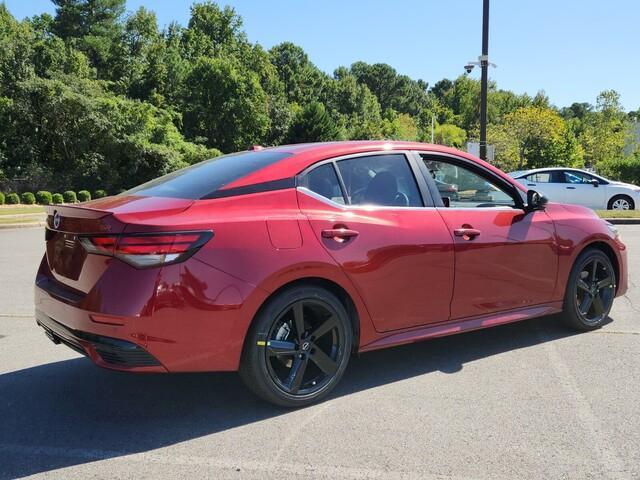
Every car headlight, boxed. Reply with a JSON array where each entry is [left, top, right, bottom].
[[606, 222, 620, 239]]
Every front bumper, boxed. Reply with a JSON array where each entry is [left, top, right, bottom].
[[36, 311, 164, 371]]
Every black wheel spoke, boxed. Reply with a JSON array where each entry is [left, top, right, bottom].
[[309, 346, 338, 375], [591, 259, 599, 282], [310, 315, 338, 340], [577, 279, 591, 293], [579, 294, 593, 315], [292, 302, 305, 341], [286, 356, 308, 394], [597, 276, 613, 290], [267, 340, 297, 357], [592, 295, 605, 316]]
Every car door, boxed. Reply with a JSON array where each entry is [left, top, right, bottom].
[[297, 152, 455, 332], [417, 153, 558, 320], [561, 170, 606, 209], [519, 171, 566, 203]]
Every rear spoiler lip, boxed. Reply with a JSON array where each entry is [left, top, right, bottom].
[[45, 204, 112, 219]]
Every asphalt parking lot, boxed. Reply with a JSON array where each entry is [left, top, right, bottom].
[[0, 226, 638, 480]]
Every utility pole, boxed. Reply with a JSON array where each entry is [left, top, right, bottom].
[[431, 114, 435, 143], [479, 0, 489, 161]]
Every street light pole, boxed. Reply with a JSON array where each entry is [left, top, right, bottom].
[[479, 0, 489, 161]]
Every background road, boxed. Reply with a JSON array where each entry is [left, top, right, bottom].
[[0, 227, 638, 480]]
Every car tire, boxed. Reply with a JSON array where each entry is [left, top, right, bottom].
[[561, 248, 616, 331], [607, 194, 635, 210], [239, 285, 353, 407]]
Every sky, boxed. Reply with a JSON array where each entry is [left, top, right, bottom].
[[4, 0, 639, 111]]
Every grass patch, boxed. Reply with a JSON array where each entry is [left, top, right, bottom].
[[0, 205, 45, 215], [595, 210, 640, 219], [0, 215, 43, 225]]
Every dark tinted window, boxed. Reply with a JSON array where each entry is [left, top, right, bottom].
[[336, 154, 422, 207], [125, 150, 292, 199], [304, 163, 345, 204]]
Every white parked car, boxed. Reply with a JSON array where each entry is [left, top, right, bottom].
[[509, 168, 640, 210]]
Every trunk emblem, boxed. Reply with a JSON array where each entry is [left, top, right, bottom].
[[53, 211, 61, 229]]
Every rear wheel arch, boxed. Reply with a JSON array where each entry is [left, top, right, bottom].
[[247, 277, 360, 353]]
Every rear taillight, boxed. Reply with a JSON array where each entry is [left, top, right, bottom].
[[79, 231, 212, 268]]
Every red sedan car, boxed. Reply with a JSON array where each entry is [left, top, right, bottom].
[[35, 141, 627, 407]]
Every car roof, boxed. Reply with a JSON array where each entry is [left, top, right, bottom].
[[512, 167, 598, 178], [222, 141, 521, 191]]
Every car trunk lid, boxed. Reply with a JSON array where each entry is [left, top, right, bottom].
[[44, 196, 194, 291]]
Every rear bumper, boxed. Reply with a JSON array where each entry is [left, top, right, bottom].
[[35, 255, 270, 373], [36, 311, 165, 371]]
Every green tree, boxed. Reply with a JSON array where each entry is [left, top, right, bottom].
[[182, 57, 269, 151], [488, 106, 583, 171], [182, 2, 245, 59], [287, 102, 343, 143], [349, 61, 429, 116], [52, 0, 125, 71], [433, 123, 467, 148], [269, 42, 326, 105]]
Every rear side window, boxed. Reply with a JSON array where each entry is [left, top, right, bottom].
[[125, 151, 292, 199], [303, 163, 346, 204], [336, 154, 423, 207], [525, 172, 552, 183]]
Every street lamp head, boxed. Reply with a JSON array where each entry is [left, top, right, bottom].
[[464, 64, 475, 74]]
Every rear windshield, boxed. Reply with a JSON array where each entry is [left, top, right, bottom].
[[124, 150, 292, 199]]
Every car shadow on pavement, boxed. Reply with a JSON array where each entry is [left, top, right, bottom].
[[0, 314, 582, 479]]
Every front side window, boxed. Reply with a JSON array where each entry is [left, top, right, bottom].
[[336, 154, 423, 207], [423, 158, 516, 208], [563, 171, 599, 184]]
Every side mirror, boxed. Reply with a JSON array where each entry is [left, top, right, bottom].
[[526, 190, 548, 211], [590, 179, 599, 187]]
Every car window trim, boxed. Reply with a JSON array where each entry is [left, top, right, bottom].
[[410, 151, 526, 210], [296, 150, 436, 209]]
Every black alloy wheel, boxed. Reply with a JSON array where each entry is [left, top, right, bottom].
[[562, 248, 616, 330], [240, 285, 352, 407]]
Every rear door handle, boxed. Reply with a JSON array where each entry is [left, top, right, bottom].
[[453, 228, 481, 240], [321, 228, 359, 243], [566, 186, 576, 189]]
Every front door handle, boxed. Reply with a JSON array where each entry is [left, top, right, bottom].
[[322, 227, 359, 243], [566, 186, 576, 189], [453, 227, 481, 240]]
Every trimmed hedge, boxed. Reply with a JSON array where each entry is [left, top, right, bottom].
[[77, 190, 91, 202], [21, 192, 36, 205], [52, 193, 64, 204], [36, 190, 53, 205], [94, 189, 108, 198], [63, 190, 77, 203], [0, 192, 4, 205], [6, 193, 19, 204]]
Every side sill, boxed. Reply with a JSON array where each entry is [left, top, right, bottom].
[[359, 302, 563, 353]]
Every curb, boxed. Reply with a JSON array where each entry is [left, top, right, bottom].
[[602, 218, 640, 225], [0, 222, 46, 230]]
